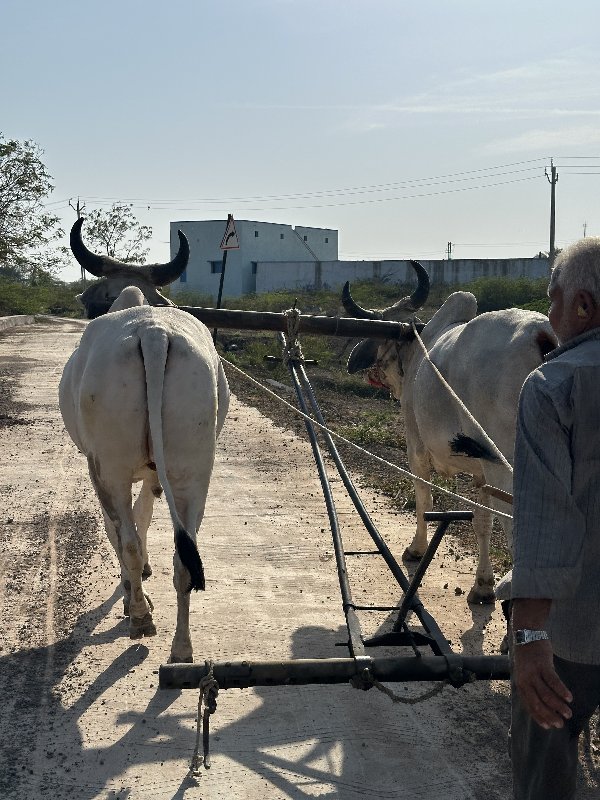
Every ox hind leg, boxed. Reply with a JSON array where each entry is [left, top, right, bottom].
[[132, 472, 162, 581], [466, 489, 495, 604], [88, 459, 156, 638], [403, 452, 433, 561], [168, 488, 212, 664]]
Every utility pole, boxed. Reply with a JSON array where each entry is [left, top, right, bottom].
[[583, 221, 587, 238], [545, 159, 558, 266], [447, 241, 452, 260]]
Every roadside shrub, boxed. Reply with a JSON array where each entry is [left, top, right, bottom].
[[462, 276, 549, 313], [0, 279, 83, 317], [518, 297, 550, 315], [170, 288, 214, 307]]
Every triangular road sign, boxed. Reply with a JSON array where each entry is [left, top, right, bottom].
[[220, 214, 240, 250]]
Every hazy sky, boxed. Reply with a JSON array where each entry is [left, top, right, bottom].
[[4, 0, 600, 282]]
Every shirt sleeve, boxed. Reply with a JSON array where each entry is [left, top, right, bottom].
[[511, 371, 586, 600]]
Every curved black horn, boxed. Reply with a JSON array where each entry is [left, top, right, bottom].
[[408, 260, 430, 310], [71, 219, 189, 286], [341, 281, 382, 320], [70, 217, 124, 278], [142, 230, 190, 286]]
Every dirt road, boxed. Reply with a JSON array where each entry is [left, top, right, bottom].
[[0, 317, 595, 799]]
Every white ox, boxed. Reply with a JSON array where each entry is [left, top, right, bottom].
[[59, 285, 229, 662], [343, 263, 556, 603]]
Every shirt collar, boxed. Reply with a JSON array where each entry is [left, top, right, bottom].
[[544, 327, 600, 362]]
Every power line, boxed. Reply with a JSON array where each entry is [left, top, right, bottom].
[[44, 159, 547, 211]]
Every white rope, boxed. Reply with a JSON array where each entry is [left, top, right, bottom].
[[411, 320, 513, 472], [220, 357, 513, 520], [283, 307, 304, 364]]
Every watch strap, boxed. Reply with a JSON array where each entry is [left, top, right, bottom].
[[514, 629, 550, 645]]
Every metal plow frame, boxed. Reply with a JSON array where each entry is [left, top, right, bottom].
[[160, 307, 509, 692]]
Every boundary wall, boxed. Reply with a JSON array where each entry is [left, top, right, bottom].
[[256, 257, 549, 294]]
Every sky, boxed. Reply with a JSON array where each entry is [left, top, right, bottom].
[[3, 0, 600, 282]]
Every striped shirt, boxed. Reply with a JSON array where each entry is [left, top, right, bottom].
[[512, 328, 600, 664]]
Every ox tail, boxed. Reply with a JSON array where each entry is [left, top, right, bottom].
[[139, 328, 205, 593]]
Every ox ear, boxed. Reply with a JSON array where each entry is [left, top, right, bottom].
[[347, 339, 379, 374]]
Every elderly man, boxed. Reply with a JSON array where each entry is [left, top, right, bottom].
[[510, 238, 600, 799]]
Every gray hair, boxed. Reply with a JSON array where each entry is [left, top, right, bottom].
[[550, 237, 600, 305]]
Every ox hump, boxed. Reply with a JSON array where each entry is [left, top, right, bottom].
[[422, 291, 477, 344], [109, 286, 148, 312]]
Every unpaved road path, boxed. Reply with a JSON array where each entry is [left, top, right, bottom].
[[0, 317, 597, 800]]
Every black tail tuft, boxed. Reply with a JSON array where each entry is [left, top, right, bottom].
[[175, 528, 205, 592], [449, 433, 501, 463]]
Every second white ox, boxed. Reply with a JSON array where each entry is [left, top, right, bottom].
[[343, 264, 556, 603], [59, 286, 229, 662]]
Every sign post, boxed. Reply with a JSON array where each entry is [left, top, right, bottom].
[[213, 214, 239, 343]]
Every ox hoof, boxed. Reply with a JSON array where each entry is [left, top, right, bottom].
[[402, 547, 423, 562], [129, 613, 157, 639], [142, 562, 153, 580], [467, 586, 496, 605]]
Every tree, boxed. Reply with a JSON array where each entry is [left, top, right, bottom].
[[0, 133, 66, 281], [82, 203, 152, 264]]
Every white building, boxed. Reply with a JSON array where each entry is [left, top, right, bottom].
[[169, 218, 550, 300], [169, 219, 338, 300]]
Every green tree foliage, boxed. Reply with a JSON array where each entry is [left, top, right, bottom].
[[0, 134, 66, 281], [82, 203, 152, 263]]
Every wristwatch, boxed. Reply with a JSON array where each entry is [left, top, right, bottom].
[[514, 629, 550, 645]]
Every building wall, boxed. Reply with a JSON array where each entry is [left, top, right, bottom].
[[256, 257, 550, 294], [170, 219, 338, 299]]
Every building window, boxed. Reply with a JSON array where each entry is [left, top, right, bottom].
[[325, 237, 329, 243], [303, 235, 307, 241], [254, 230, 259, 237], [251, 261, 258, 275], [210, 261, 223, 274], [180, 269, 187, 283], [280, 233, 284, 239]]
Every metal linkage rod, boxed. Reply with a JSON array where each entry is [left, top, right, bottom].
[[178, 306, 420, 341], [159, 655, 510, 690], [392, 511, 473, 633], [287, 359, 365, 657], [295, 362, 453, 656]]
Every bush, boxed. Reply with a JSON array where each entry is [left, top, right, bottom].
[[462, 276, 549, 313], [0, 279, 83, 317]]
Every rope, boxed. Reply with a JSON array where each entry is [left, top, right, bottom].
[[283, 307, 304, 364], [220, 357, 512, 520], [190, 660, 219, 773], [411, 320, 513, 472]]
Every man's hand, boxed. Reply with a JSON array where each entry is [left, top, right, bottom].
[[513, 639, 573, 729]]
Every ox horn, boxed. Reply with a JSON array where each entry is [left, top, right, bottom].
[[382, 260, 430, 319], [341, 282, 383, 320], [70, 218, 189, 286], [70, 217, 122, 278], [406, 260, 430, 310], [138, 230, 190, 286]]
